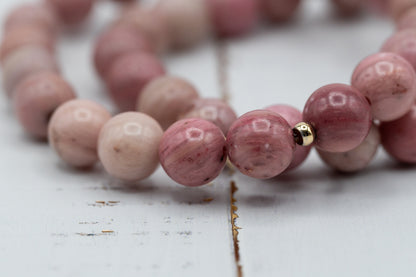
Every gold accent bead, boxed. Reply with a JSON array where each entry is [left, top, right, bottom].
[[293, 122, 315, 146]]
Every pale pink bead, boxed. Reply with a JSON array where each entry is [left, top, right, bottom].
[[207, 0, 258, 37], [380, 105, 416, 163], [48, 100, 111, 168], [330, 0, 363, 16], [351, 52, 416, 122], [226, 110, 295, 179], [46, 0, 95, 25], [265, 104, 312, 171], [318, 124, 380, 172], [154, 0, 211, 49], [261, 0, 301, 22], [180, 98, 238, 134], [396, 6, 416, 30], [98, 112, 163, 182], [14, 72, 76, 139], [106, 52, 165, 112], [303, 84, 372, 153], [388, 0, 416, 19], [381, 29, 416, 70], [2, 45, 59, 96], [159, 118, 227, 187], [137, 76, 199, 130], [93, 25, 153, 78]]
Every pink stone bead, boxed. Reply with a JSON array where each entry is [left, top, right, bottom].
[[303, 84, 372, 153], [48, 100, 111, 168], [137, 76, 199, 130], [154, 0, 211, 49], [93, 25, 153, 78], [207, 0, 258, 37], [98, 112, 163, 182], [46, 0, 95, 25], [13, 72, 76, 139], [380, 105, 416, 163], [367, 0, 389, 14], [381, 29, 416, 70], [106, 51, 165, 112], [351, 52, 416, 122], [318, 124, 380, 172], [179, 98, 238, 135], [261, 0, 301, 22], [226, 110, 295, 179], [330, 0, 364, 16], [2, 45, 59, 96], [265, 104, 312, 171], [396, 6, 416, 30], [159, 118, 227, 187], [388, 0, 416, 19]]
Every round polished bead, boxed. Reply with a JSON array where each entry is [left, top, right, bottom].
[[396, 6, 416, 30], [381, 29, 416, 70], [180, 98, 238, 135], [261, 0, 301, 22], [48, 100, 111, 168], [380, 105, 416, 163], [265, 104, 312, 171], [94, 25, 153, 78], [154, 0, 211, 49], [226, 110, 295, 179], [330, 0, 363, 16], [207, 0, 258, 37], [303, 84, 372, 153], [106, 52, 165, 112], [388, 0, 416, 19], [137, 76, 199, 130], [14, 72, 76, 139], [159, 118, 227, 187], [98, 112, 163, 182], [2, 45, 59, 96], [318, 124, 380, 172], [352, 52, 416, 122], [46, 0, 95, 25]]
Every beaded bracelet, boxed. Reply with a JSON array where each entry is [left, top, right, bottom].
[[1, 0, 416, 189]]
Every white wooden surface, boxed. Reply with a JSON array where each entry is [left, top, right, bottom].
[[1, 1, 416, 276]]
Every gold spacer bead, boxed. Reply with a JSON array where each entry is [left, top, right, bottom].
[[293, 122, 315, 147]]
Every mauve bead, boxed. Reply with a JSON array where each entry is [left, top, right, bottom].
[[318, 124, 380, 172], [396, 7, 416, 30], [265, 104, 312, 171], [207, 0, 258, 37], [380, 105, 416, 163], [303, 84, 372, 153], [351, 52, 416, 122], [330, 0, 363, 16], [154, 0, 211, 49], [46, 0, 95, 25], [226, 110, 295, 179], [388, 0, 416, 19], [48, 100, 111, 168], [261, 0, 301, 22], [381, 29, 416, 70], [106, 51, 165, 112], [159, 118, 227, 187], [2, 45, 59, 96], [137, 76, 199, 130], [98, 112, 163, 182], [180, 98, 238, 135], [94, 25, 153, 78], [14, 72, 76, 139]]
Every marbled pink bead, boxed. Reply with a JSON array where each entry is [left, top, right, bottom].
[[159, 118, 227, 187], [396, 6, 416, 30], [351, 52, 416, 122], [13, 72, 76, 139], [318, 124, 380, 172], [367, 0, 389, 14], [98, 112, 163, 182], [137, 76, 199, 130], [265, 104, 312, 171], [226, 110, 295, 179], [388, 0, 416, 19], [207, 0, 258, 37], [330, 0, 363, 16], [46, 0, 95, 25], [48, 100, 111, 168], [303, 84, 372, 153], [2, 45, 59, 96], [380, 105, 416, 163], [180, 98, 238, 135], [261, 0, 301, 22], [381, 29, 416, 70], [94, 25, 153, 78], [106, 51, 165, 112]]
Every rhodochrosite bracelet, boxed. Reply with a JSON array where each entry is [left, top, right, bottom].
[[1, 0, 416, 188]]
